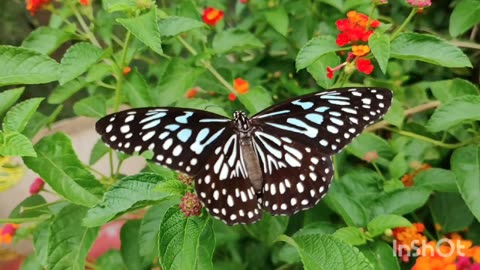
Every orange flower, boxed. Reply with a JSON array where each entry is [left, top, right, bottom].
[[79, 0, 89, 5], [401, 163, 432, 187], [202, 7, 224, 26], [352, 45, 371, 56], [233, 78, 249, 94], [0, 224, 20, 245], [393, 223, 427, 251], [185, 88, 199, 99], [123, 66, 132, 76], [26, 0, 50, 16], [228, 93, 237, 101], [401, 174, 414, 187]]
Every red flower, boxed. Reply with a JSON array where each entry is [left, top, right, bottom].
[[29, 177, 45, 195], [79, 0, 89, 5], [233, 78, 249, 94], [26, 0, 51, 16], [179, 192, 202, 217], [122, 66, 132, 76], [356, 58, 374, 75], [326, 67, 335, 79], [0, 224, 20, 244], [334, 11, 380, 47], [228, 93, 237, 101], [240, 0, 249, 3], [202, 7, 224, 26], [185, 88, 199, 99]]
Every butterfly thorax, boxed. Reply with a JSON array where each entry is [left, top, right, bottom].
[[233, 111, 264, 192]]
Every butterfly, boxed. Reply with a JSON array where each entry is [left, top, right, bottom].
[[96, 87, 392, 225]]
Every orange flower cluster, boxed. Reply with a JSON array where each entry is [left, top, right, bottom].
[[79, 0, 89, 5], [202, 7, 224, 26], [401, 163, 432, 187], [26, 0, 50, 15], [228, 77, 250, 102], [185, 88, 199, 99], [327, 11, 380, 79], [394, 223, 427, 251], [0, 224, 20, 245], [413, 233, 480, 270]]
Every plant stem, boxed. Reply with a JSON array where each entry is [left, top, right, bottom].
[[391, 8, 417, 41], [72, 6, 101, 48], [372, 162, 386, 182], [20, 200, 64, 212], [386, 127, 476, 149], [0, 216, 51, 224], [113, 31, 132, 112]]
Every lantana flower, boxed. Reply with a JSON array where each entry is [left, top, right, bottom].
[[179, 192, 202, 217], [185, 88, 199, 99], [202, 7, 224, 26], [79, 0, 89, 5], [406, 0, 432, 8], [29, 177, 45, 195], [233, 78, 249, 94], [401, 163, 432, 187], [26, 0, 51, 16], [0, 224, 20, 245]]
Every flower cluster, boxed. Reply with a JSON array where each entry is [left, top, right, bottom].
[[401, 163, 432, 187], [202, 7, 224, 26], [327, 11, 380, 79], [177, 173, 193, 186], [29, 177, 45, 195], [406, 0, 432, 8], [0, 224, 20, 245], [393, 223, 427, 259], [229, 77, 250, 101], [179, 192, 202, 217], [26, 0, 50, 15]]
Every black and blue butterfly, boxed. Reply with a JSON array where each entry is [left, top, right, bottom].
[[96, 87, 392, 225]]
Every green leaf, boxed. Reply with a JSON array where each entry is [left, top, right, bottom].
[[21, 26, 73, 55], [60, 42, 104, 85], [24, 133, 102, 207], [47, 205, 99, 270], [430, 192, 474, 233], [236, 86, 273, 115], [368, 31, 390, 74], [0, 46, 60, 86], [139, 200, 178, 259], [346, 133, 394, 167], [0, 87, 24, 116], [264, 7, 289, 36], [96, 250, 126, 270], [48, 79, 86, 104], [429, 79, 478, 103], [359, 242, 400, 270], [212, 29, 264, 54], [73, 96, 106, 118], [373, 188, 431, 216], [2, 98, 43, 133], [123, 69, 155, 107], [451, 145, 480, 223], [9, 195, 49, 219], [388, 152, 408, 179], [383, 99, 404, 128], [333, 227, 367, 246], [117, 8, 163, 55], [33, 221, 50, 267], [155, 180, 186, 196], [427, 95, 480, 132], [158, 207, 213, 270], [158, 16, 205, 37], [120, 220, 148, 270], [282, 234, 373, 270], [367, 215, 412, 237], [20, 254, 43, 270], [83, 173, 171, 227], [0, 131, 36, 157], [296, 36, 339, 71], [306, 52, 340, 89], [244, 214, 289, 245], [414, 169, 458, 192], [390, 33, 472, 68], [102, 0, 137, 12], [449, 0, 480, 37], [324, 183, 368, 227], [89, 138, 110, 165]]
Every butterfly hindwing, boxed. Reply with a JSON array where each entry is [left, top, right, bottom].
[[95, 107, 233, 176], [252, 87, 392, 155]]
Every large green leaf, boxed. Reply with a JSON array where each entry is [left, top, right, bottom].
[[414, 169, 458, 192], [0, 46, 60, 86], [359, 242, 400, 270], [2, 98, 43, 133], [83, 173, 171, 227], [158, 207, 214, 270], [427, 95, 480, 132], [306, 52, 340, 89], [212, 29, 264, 54], [366, 215, 411, 237], [48, 79, 86, 104], [120, 220, 149, 270], [390, 33, 472, 68], [73, 96, 106, 118], [0, 87, 24, 116], [59, 42, 104, 84], [451, 146, 480, 223], [372, 188, 431, 216], [236, 86, 273, 115], [117, 8, 163, 55], [368, 31, 390, 74], [333, 227, 367, 246], [158, 16, 205, 37], [296, 36, 339, 71], [429, 78, 478, 103], [264, 7, 289, 36], [33, 221, 50, 267], [324, 183, 368, 227], [281, 234, 373, 270], [123, 69, 155, 107], [9, 195, 49, 219], [430, 192, 474, 233], [102, 0, 137, 12], [243, 214, 289, 245], [0, 131, 36, 157], [449, 0, 480, 37], [24, 133, 102, 207], [47, 205, 99, 270], [21, 26, 73, 55]]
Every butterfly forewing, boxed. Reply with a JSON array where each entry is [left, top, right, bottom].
[[95, 107, 233, 176], [252, 88, 392, 155]]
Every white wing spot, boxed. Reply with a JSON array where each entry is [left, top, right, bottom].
[[142, 131, 155, 141], [270, 184, 276, 195], [163, 138, 173, 150], [106, 124, 113, 133], [290, 198, 297, 206], [297, 182, 304, 193], [281, 203, 287, 210], [327, 125, 339, 134], [124, 115, 134, 123], [172, 145, 183, 156], [227, 195, 234, 207]]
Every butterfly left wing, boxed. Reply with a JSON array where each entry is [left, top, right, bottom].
[[251, 87, 392, 155], [95, 107, 233, 176]]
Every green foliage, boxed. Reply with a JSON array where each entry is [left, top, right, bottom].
[[1, 0, 479, 269]]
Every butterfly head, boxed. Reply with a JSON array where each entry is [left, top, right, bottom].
[[233, 111, 252, 133]]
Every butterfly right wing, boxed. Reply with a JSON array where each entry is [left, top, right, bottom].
[[95, 107, 233, 176]]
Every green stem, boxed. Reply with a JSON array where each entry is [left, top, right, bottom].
[[177, 36, 236, 93], [113, 31, 132, 112], [72, 5, 101, 48], [108, 150, 115, 179], [20, 200, 64, 212], [386, 127, 477, 149], [84, 163, 107, 178], [0, 216, 51, 224], [391, 8, 418, 41], [97, 81, 117, 90], [372, 162, 386, 182]]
